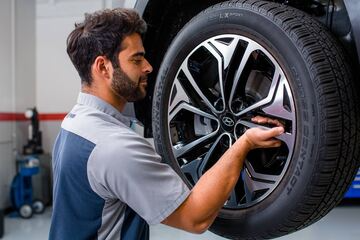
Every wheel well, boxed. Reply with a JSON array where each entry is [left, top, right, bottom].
[[136, 0, 358, 137], [135, 0, 223, 137]]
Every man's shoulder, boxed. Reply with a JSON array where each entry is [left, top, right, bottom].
[[88, 130, 159, 170], [61, 105, 131, 144], [97, 130, 153, 155]]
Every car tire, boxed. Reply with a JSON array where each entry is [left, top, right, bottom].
[[152, 0, 360, 239]]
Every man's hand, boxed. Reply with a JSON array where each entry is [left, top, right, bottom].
[[241, 116, 284, 150], [251, 115, 284, 127]]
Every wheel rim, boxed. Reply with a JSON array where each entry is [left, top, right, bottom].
[[167, 34, 296, 209]]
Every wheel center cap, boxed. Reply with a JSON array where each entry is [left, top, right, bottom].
[[221, 113, 235, 132]]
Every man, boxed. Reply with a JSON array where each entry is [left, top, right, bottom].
[[49, 8, 284, 240]]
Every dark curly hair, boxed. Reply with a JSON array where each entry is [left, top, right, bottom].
[[66, 8, 147, 85]]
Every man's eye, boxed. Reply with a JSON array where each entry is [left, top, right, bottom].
[[132, 59, 142, 65]]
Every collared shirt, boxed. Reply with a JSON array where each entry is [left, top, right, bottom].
[[49, 92, 190, 240]]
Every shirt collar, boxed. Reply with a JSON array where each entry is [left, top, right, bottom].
[[77, 92, 131, 126]]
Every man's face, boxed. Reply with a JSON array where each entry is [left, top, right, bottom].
[[111, 33, 153, 102]]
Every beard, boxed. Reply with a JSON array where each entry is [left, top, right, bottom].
[[111, 66, 147, 102]]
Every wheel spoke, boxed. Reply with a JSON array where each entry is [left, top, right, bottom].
[[242, 170, 253, 204], [243, 169, 276, 192], [227, 189, 240, 206], [168, 78, 191, 114], [235, 66, 294, 121], [229, 41, 259, 108], [169, 101, 218, 123], [242, 165, 277, 203], [207, 36, 240, 69], [180, 60, 220, 114], [262, 73, 294, 121], [203, 37, 241, 107], [245, 161, 281, 183], [204, 41, 225, 107], [169, 101, 219, 158], [172, 129, 218, 158], [198, 133, 233, 175], [181, 159, 201, 185], [235, 66, 281, 116]]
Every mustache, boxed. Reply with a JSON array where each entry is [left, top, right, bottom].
[[137, 76, 148, 87]]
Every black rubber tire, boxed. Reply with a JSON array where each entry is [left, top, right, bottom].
[[152, 0, 360, 239]]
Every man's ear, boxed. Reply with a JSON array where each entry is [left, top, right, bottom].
[[93, 56, 112, 80]]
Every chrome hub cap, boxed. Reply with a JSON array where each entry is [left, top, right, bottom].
[[221, 113, 235, 132]]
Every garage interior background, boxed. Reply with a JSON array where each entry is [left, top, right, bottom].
[[0, 0, 360, 239], [0, 0, 131, 210]]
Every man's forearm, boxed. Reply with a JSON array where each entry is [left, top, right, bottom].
[[186, 135, 250, 228], [162, 136, 251, 233]]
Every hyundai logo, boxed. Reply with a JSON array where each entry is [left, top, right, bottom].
[[222, 116, 235, 127]]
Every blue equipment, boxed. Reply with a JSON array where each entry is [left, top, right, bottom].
[[344, 168, 360, 198], [10, 156, 45, 218], [10, 107, 45, 218]]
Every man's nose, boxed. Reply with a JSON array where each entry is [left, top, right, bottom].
[[144, 58, 153, 74]]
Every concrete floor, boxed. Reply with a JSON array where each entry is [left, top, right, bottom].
[[1, 205, 360, 239]]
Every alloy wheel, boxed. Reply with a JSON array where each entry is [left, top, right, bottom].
[[167, 34, 296, 209]]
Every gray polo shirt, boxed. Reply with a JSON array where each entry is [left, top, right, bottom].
[[49, 92, 190, 240]]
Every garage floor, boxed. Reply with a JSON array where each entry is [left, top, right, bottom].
[[1, 205, 360, 239]]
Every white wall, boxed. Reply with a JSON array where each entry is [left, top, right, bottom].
[[15, 0, 37, 152], [0, 0, 15, 210], [0, 1, 13, 112], [36, 0, 107, 113], [0, 0, 36, 208]]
